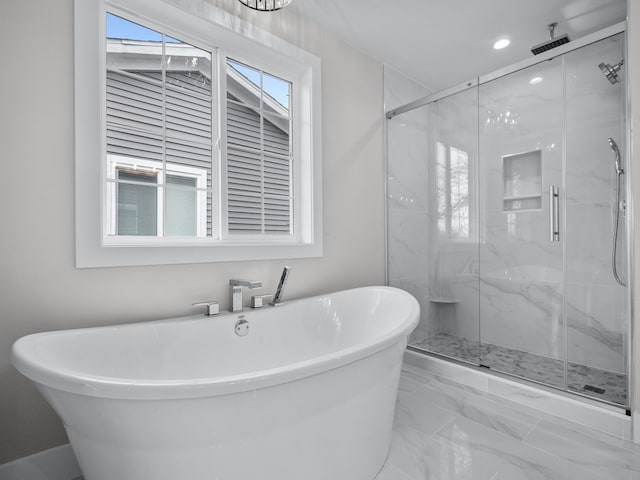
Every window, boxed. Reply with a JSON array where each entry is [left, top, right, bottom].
[[225, 59, 293, 236], [106, 155, 208, 236], [105, 13, 214, 240], [436, 141, 475, 240], [75, 0, 322, 267]]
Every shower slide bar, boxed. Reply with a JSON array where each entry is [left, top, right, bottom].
[[386, 21, 626, 120]]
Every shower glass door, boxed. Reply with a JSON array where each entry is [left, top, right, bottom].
[[423, 87, 480, 366], [476, 34, 629, 405], [387, 85, 481, 367], [478, 57, 566, 389]]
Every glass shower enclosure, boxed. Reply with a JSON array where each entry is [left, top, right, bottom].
[[386, 28, 629, 407]]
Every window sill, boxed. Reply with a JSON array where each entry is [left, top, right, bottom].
[[77, 240, 323, 268]]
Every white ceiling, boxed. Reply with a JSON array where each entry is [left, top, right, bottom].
[[289, 0, 626, 93]]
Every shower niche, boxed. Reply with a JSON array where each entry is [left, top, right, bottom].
[[502, 150, 542, 212], [386, 30, 629, 407]]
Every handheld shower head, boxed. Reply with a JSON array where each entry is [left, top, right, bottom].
[[608, 138, 623, 174], [607, 137, 626, 286], [599, 60, 624, 84]]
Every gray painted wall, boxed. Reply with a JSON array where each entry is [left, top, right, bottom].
[[0, 0, 385, 464]]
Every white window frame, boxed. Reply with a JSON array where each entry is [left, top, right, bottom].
[[106, 155, 208, 238], [75, 0, 322, 267]]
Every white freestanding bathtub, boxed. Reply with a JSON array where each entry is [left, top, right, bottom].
[[12, 286, 419, 480]]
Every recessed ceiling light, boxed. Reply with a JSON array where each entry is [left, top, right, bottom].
[[529, 76, 543, 85], [493, 38, 511, 50]]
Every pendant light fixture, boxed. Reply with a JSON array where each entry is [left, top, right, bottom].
[[238, 0, 292, 11]]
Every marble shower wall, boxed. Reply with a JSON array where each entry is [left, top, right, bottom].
[[564, 34, 628, 374]]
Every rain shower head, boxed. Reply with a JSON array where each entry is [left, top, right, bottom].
[[531, 22, 570, 55], [599, 60, 624, 84]]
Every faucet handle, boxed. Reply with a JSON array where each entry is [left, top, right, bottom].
[[192, 301, 220, 316], [250, 294, 273, 309]]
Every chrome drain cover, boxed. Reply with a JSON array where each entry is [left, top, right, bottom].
[[235, 317, 249, 336]]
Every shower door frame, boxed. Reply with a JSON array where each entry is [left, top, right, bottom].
[[385, 21, 632, 409], [386, 22, 626, 121]]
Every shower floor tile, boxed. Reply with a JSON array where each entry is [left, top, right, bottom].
[[412, 333, 628, 406]]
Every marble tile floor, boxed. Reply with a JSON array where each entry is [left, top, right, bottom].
[[376, 364, 640, 480], [412, 333, 628, 407]]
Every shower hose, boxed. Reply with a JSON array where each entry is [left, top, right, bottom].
[[612, 170, 626, 287]]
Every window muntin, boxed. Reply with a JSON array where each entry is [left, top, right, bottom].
[[105, 13, 215, 239]]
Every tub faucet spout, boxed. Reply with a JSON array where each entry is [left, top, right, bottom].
[[229, 279, 262, 312]]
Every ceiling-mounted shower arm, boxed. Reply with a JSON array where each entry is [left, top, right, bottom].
[[531, 22, 570, 55]]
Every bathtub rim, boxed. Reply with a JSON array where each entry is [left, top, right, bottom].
[[11, 286, 419, 400]]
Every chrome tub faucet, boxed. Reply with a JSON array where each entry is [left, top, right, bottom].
[[229, 279, 262, 312]]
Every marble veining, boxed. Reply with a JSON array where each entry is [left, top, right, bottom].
[[440, 270, 626, 373], [412, 333, 627, 406], [376, 365, 639, 480]]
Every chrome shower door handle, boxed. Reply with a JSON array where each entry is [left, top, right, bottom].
[[549, 185, 560, 242]]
